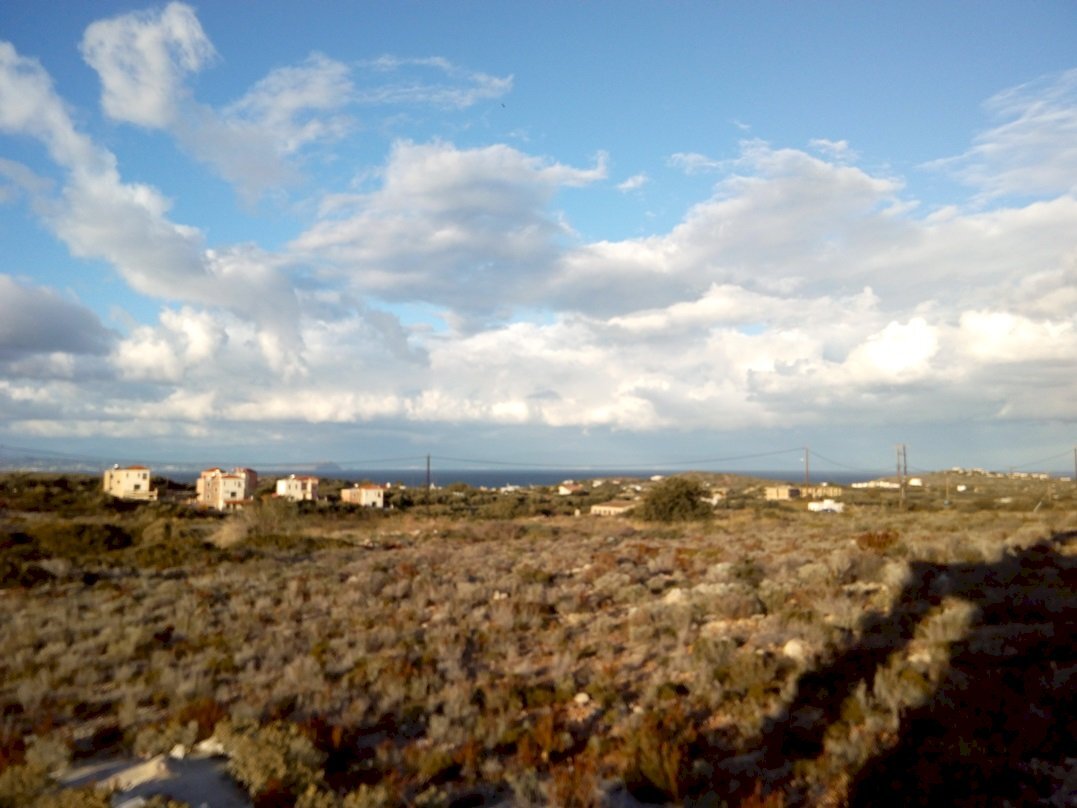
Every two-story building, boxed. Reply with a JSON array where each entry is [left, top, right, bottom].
[[102, 465, 158, 500], [340, 484, 385, 508], [275, 475, 319, 502], [197, 467, 258, 511]]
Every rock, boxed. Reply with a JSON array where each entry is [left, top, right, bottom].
[[192, 736, 227, 758], [662, 587, 686, 605], [573, 692, 591, 705], [782, 639, 810, 663]]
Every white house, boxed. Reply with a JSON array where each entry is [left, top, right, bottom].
[[275, 475, 319, 502], [197, 467, 258, 511], [341, 484, 385, 508], [807, 499, 845, 513], [590, 500, 636, 516], [102, 465, 157, 501]]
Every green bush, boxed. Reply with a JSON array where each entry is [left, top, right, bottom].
[[28, 521, 133, 558], [637, 478, 713, 523]]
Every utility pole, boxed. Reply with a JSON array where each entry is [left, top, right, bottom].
[[1073, 447, 1076, 483], [425, 454, 431, 511], [897, 444, 907, 507], [803, 447, 810, 487]]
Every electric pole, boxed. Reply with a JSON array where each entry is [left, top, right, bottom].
[[897, 444, 907, 507], [803, 447, 810, 487], [425, 454, 431, 510]]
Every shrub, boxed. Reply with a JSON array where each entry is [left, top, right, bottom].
[[217, 720, 327, 801], [638, 478, 712, 523], [29, 521, 133, 558]]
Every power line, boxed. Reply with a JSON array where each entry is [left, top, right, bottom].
[[807, 449, 884, 474], [1009, 449, 1075, 470]]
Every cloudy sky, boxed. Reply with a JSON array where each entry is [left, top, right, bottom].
[[1, 1, 1076, 474]]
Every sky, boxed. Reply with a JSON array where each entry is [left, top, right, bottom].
[[1, 1, 1076, 475]]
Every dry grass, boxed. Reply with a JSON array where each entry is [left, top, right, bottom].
[[1, 477, 1075, 805]]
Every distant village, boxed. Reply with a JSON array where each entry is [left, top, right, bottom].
[[99, 462, 1066, 516], [102, 466, 385, 510]]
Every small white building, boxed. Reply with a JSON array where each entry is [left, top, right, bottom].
[[275, 475, 319, 502], [558, 483, 585, 496], [341, 484, 385, 508], [807, 499, 845, 513], [102, 465, 157, 501]]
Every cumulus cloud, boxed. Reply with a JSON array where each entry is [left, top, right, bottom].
[[77, 5, 511, 202], [551, 141, 906, 316], [842, 317, 940, 383], [292, 140, 606, 321], [79, 4, 353, 199], [80, 1, 215, 128], [0, 38, 303, 370], [3, 8, 1077, 458]]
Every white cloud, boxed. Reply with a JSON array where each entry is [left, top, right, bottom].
[[809, 138, 857, 161], [356, 56, 512, 108], [0, 40, 308, 376], [80, 1, 216, 128], [4, 13, 1077, 458], [224, 53, 354, 154], [843, 317, 940, 383], [291, 140, 606, 321], [930, 68, 1077, 198], [957, 310, 1074, 364], [616, 173, 648, 192], [668, 151, 723, 174]]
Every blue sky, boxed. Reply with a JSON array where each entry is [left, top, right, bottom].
[[1, 1, 1076, 474]]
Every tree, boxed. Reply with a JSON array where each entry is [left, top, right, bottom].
[[638, 477, 713, 523]]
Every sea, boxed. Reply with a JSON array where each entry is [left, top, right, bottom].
[[172, 468, 881, 489]]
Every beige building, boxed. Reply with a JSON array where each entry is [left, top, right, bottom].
[[341, 484, 385, 508], [590, 500, 636, 516], [764, 484, 801, 501], [102, 465, 157, 501], [197, 467, 258, 511], [276, 475, 319, 502]]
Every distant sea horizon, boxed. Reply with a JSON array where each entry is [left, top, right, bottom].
[[160, 467, 883, 488]]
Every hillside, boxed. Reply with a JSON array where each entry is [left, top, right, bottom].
[[0, 474, 1074, 806]]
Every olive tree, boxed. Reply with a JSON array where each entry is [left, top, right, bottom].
[[638, 477, 713, 523]]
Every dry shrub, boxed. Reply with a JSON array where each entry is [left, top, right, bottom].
[[548, 751, 600, 808], [855, 530, 898, 553], [622, 703, 699, 802], [172, 696, 228, 741], [737, 779, 787, 807], [217, 719, 327, 802]]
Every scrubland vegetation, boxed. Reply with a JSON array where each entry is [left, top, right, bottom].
[[1, 472, 1075, 806]]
